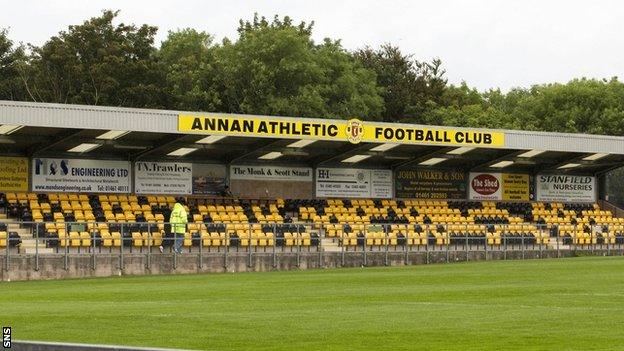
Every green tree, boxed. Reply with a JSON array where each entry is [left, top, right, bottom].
[[422, 78, 624, 136], [24, 10, 166, 108], [420, 83, 504, 129], [5, 10, 624, 139], [606, 167, 624, 208], [507, 78, 624, 135], [0, 29, 26, 101], [354, 44, 447, 123], [213, 14, 383, 119], [159, 28, 220, 111]]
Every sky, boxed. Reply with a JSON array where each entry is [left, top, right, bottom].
[[1, 0, 623, 91]]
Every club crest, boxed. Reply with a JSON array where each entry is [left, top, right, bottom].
[[345, 118, 363, 144]]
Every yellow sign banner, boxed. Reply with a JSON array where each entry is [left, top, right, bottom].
[[0, 156, 29, 191], [502, 173, 530, 201], [179, 115, 505, 147]]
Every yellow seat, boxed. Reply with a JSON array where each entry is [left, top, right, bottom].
[[132, 232, 143, 247], [212, 232, 225, 246], [100, 230, 112, 247], [258, 232, 268, 247], [69, 232, 81, 247], [111, 232, 122, 247], [201, 232, 211, 246], [152, 232, 163, 246], [301, 233, 310, 246], [183, 233, 193, 247], [80, 232, 91, 247]]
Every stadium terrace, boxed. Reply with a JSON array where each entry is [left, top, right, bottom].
[[0, 100, 624, 283]]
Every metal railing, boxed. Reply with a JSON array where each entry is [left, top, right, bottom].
[[1, 221, 623, 272]]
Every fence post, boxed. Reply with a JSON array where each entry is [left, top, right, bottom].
[[247, 224, 252, 268], [172, 229, 177, 271], [521, 233, 525, 260], [120, 223, 126, 271], [384, 225, 389, 267], [441, 229, 445, 261], [318, 224, 323, 269], [64, 222, 69, 271], [362, 226, 367, 267], [443, 228, 448, 263], [556, 226, 560, 258], [484, 228, 488, 261], [607, 228, 611, 256], [198, 226, 203, 270], [340, 225, 345, 267], [503, 230, 507, 261], [4, 225, 8, 271], [425, 228, 430, 265], [223, 230, 229, 271], [35, 223, 40, 272], [272, 223, 277, 269], [91, 223, 96, 271], [296, 224, 301, 269], [465, 224, 469, 262], [404, 226, 409, 265], [146, 223, 151, 271], [538, 227, 550, 258], [575, 224, 579, 257]]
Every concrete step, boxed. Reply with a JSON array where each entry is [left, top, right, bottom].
[[17, 238, 54, 254], [19, 238, 37, 245], [322, 238, 342, 252], [19, 247, 55, 254], [6, 223, 30, 231], [7, 223, 24, 229], [1, 221, 36, 240], [19, 239, 38, 248], [541, 237, 571, 250], [8, 228, 32, 238]]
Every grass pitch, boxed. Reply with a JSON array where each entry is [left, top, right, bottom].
[[2, 257, 624, 350]]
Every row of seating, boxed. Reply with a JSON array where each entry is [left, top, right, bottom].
[[48, 229, 622, 249], [530, 202, 622, 227], [0, 193, 291, 242], [338, 231, 553, 247], [300, 199, 621, 227], [2, 192, 618, 226], [2, 193, 623, 250], [45, 231, 320, 248]]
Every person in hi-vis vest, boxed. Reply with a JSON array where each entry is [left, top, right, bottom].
[[169, 202, 188, 254]]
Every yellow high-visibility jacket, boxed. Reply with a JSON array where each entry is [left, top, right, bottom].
[[170, 203, 188, 234]]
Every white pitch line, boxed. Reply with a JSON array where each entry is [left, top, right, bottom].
[[13, 340, 200, 351]]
